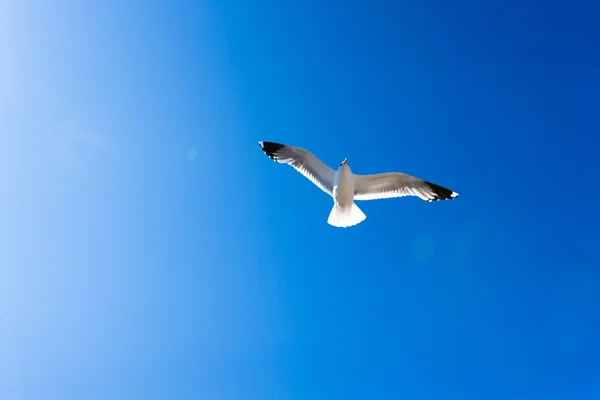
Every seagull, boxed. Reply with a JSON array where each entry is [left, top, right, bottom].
[[258, 141, 458, 228]]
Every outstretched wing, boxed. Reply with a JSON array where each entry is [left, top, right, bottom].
[[353, 172, 458, 202], [258, 141, 335, 196]]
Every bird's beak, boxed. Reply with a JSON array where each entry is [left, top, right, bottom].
[[343, 158, 348, 165]]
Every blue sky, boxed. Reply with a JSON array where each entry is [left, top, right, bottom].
[[1, 0, 599, 399]]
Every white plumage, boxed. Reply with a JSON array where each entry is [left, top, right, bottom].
[[258, 141, 458, 228]]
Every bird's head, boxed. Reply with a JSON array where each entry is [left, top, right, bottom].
[[339, 158, 349, 167]]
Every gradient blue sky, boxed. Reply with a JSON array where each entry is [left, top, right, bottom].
[[1, 1, 599, 399]]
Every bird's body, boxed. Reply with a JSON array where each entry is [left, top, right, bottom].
[[328, 160, 367, 227], [333, 161, 354, 210], [258, 141, 458, 228]]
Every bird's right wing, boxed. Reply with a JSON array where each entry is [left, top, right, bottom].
[[258, 141, 335, 196], [353, 172, 458, 202]]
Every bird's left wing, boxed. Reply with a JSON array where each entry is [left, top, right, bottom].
[[353, 172, 458, 202], [258, 141, 335, 196]]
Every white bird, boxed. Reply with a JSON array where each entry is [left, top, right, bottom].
[[258, 141, 459, 228]]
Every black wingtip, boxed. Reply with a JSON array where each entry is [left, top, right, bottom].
[[258, 141, 285, 162], [424, 181, 459, 202]]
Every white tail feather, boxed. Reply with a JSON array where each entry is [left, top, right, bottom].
[[327, 203, 367, 228]]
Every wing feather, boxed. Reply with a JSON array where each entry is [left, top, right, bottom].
[[353, 172, 458, 202], [258, 141, 335, 196]]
